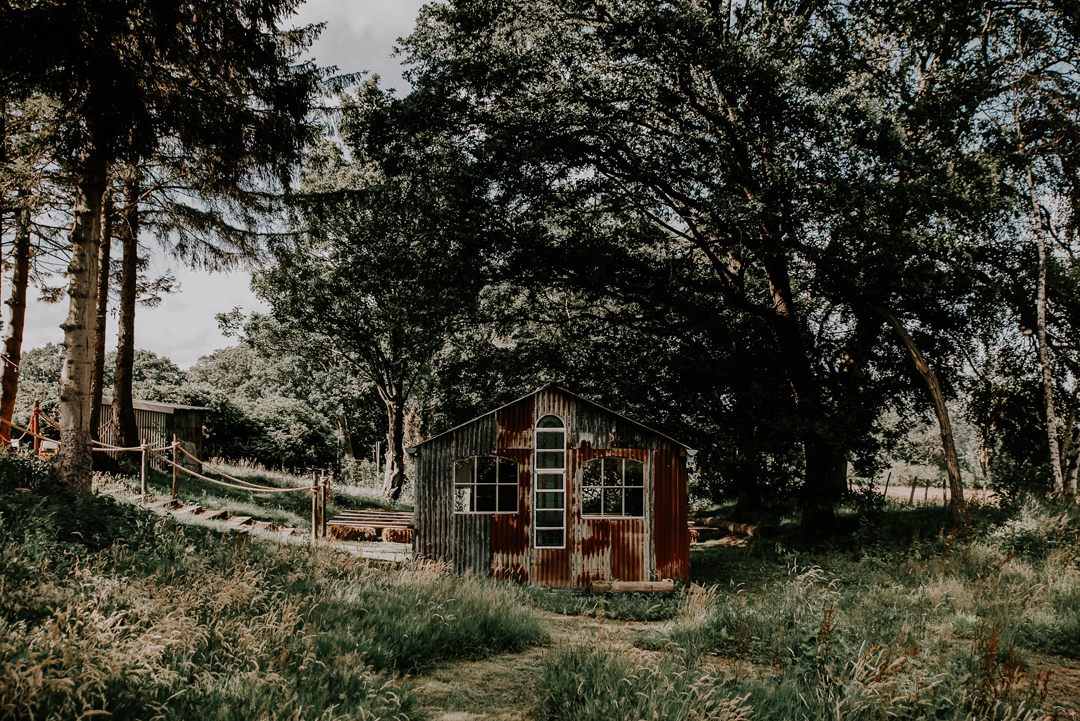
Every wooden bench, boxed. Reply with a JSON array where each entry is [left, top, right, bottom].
[[328, 509, 414, 543]]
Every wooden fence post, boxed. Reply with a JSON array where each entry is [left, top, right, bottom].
[[311, 471, 318, 546], [31, 402, 40, 456], [321, 473, 328, 538], [172, 434, 179, 502], [140, 443, 149, 501]]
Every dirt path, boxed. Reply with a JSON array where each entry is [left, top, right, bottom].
[[413, 612, 656, 721]]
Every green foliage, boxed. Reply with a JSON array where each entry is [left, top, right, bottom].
[[0, 448, 54, 492], [246, 396, 337, 473], [18, 342, 66, 384], [102, 348, 186, 387], [985, 496, 1080, 560]]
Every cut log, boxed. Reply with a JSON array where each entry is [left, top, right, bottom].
[[589, 580, 675, 596], [329, 525, 378, 542], [697, 518, 775, 537], [382, 527, 414, 544]]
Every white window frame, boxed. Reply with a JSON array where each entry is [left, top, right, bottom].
[[581, 456, 646, 519], [533, 414, 566, 549], [453, 456, 519, 514]]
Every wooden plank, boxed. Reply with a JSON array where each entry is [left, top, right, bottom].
[[589, 580, 675, 595], [696, 518, 775, 537]]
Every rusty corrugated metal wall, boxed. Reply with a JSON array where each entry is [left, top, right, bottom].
[[97, 403, 205, 470], [413, 386, 689, 586]]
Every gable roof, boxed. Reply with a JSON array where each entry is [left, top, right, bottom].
[[410, 383, 690, 451], [101, 396, 208, 414]]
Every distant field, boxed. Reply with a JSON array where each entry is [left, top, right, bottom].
[[878, 483, 996, 504]]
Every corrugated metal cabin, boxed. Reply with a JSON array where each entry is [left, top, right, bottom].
[[410, 385, 691, 587], [98, 396, 207, 465]]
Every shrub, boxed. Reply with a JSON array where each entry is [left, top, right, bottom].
[[0, 448, 53, 492], [247, 396, 337, 472]]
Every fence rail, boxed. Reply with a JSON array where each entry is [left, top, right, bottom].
[[1, 409, 331, 545]]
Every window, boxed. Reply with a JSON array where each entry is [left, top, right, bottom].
[[582, 457, 644, 518], [454, 456, 519, 513], [534, 415, 565, 547]]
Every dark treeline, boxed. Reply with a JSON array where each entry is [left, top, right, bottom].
[[4, 1, 1080, 530], [245, 0, 1080, 528]]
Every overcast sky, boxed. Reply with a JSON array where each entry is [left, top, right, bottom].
[[20, 0, 430, 369]]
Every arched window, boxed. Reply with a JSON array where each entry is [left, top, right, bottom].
[[454, 456, 519, 513], [581, 457, 645, 518], [534, 414, 565, 547]]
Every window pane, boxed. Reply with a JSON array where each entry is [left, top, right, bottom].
[[536, 490, 563, 509], [582, 460, 602, 487], [454, 486, 471, 513], [603, 488, 622, 515], [536, 509, 563, 527], [476, 484, 497, 512], [602, 458, 621, 487], [498, 484, 517, 512], [497, 458, 517, 483], [581, 484, 602, 515], [537, 529, 563, 547], [454, 459, 474, 485], [537, 415, 564, 429], [537, 473, 563, 490], [476, 456, 497, 485], [625, 488, 644, 517], [625, 460, 644, 487], [536, 431, 563, 450], [536, 451, 564, 469]]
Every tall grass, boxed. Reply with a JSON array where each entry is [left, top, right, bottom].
[[524, 585, 684, 621], [0, 450, 546, 720], [539, 642, 753, 721], [617, 495, 1078, 720]]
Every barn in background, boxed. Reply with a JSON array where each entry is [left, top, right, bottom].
[[409, 384, 691, 586], [98, 396, 207, 468]]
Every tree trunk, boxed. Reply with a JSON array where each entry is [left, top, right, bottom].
[[112, 177, 140, 449], [337, 413, 355, 460], [0, 188, 32, 443], [56, 149, 107, 493], [802, 439, 848, 530], [89, 196, 112, 442], [1027, 163, 1066, 495], [874, 305, 965, 524], [379, 379, 406, 501], [759, 249, 845, 532], [1063, 404, 1079, 497]]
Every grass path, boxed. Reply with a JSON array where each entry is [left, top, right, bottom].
[[414, 612, 616, 721]]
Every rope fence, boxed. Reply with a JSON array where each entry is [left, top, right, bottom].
[[151, 447, 315, 494], [1, 406, 331, 544]]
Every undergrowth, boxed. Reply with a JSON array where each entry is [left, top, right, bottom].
[[0, 450, 545, 721], [524, 586, 683, 621], [608, 494, 1079, 720]]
